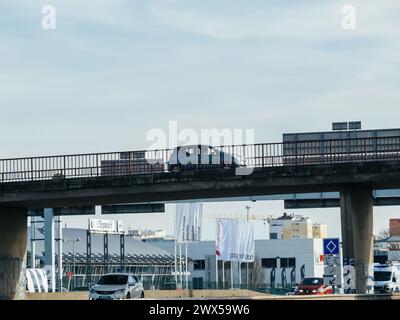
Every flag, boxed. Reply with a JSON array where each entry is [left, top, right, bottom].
[[175, 203, 203, 243], [216, 219, 255, 262]]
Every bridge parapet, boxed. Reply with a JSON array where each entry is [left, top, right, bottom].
[[1, 136, 400, 183]]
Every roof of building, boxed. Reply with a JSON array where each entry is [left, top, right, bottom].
[[28, 227, 175, 264], [375, 236, 400, 243], [276, 213, 294, 220]]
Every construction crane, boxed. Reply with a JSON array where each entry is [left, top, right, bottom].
[[202, 212, 275, 223]]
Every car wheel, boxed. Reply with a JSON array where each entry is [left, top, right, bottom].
[[126, 293, 131, 300]]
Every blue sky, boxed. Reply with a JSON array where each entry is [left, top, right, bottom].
[[1, 1, 400, 239]]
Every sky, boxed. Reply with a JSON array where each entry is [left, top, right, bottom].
[[1, 0, 400, 240]]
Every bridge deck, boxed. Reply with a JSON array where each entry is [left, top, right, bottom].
[[1, 160, 400, 209]]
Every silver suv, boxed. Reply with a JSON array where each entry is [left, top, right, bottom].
[[89, 273, 144, 300]]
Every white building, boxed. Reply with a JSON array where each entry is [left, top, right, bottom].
[[150, 238, 324, 289]]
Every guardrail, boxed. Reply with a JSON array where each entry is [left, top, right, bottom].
[[1, 136, 400, 183]]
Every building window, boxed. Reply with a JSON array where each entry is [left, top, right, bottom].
[[280, 257, 296, 268], [270, 233, 278, 239], [193, 277, 203, 289], [261, 258, 277, 268], [193, 260, 205, 270]]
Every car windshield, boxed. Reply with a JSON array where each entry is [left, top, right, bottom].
[[301, 278, 323, 285], [374, 271, 392, 282], [97, 275, 128, 285]]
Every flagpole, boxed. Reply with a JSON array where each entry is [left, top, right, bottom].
[[179, 243, 183, 288], [246, 206, 250, 289], [174, 206, 178, 288], [222, 261, 225, 290], [231, 261, 234, 289], [215, 251, 218, 290], [185, 243, 188, 289], [215, 219, 219, 290], [239, 261, 241, 289]]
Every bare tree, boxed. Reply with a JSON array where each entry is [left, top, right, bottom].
[[250, 255, 265, 288], [376, 228, 390, 240]]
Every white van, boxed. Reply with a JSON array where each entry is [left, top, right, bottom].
[[374, 263, 400, 294]]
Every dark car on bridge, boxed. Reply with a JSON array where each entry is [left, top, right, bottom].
[[168, 145, 244, 172]]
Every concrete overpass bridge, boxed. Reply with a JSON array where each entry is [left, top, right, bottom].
[[2, 135, 400, 299]]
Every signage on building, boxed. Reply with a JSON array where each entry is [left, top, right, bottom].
[[89, 218, 123, 234]]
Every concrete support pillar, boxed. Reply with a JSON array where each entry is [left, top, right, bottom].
[[341, 186, 374, 294], [44, 208, 55, 292], [340, 187, 355, 261], [0, 206, 27, 300]]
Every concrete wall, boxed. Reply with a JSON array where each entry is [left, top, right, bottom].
[[25, 289, 265, 300], [26, 292, 89, 300]]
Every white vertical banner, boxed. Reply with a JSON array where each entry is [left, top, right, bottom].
[[216, 219, 255, 263], [175, 203, 203, 243]]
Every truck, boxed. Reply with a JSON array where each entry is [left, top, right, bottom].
[[373, 262, 400, 294]]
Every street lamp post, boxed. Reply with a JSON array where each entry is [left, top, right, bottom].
[[63, 237, 80, 290]]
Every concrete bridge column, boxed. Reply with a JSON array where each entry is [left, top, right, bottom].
[[44, 208, 55, 292], [341, 186, 374, 294], [0, 206, 27, 300], [340, 187, 355, 261]]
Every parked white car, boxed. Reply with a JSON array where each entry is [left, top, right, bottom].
[[89, 273, 144, 300]]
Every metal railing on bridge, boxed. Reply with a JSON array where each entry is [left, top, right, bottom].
[[1, 136, 400, 183]]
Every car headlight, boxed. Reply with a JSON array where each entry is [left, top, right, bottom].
[[312, 290, 317, 293], [299, 289, 303, 293], [114, 289, 126, 295]]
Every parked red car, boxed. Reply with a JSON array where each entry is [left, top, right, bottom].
[[294, 277, 333, 295]]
